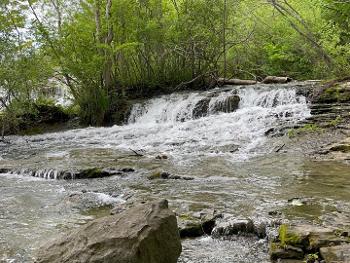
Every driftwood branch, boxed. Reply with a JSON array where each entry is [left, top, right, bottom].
[[218, 78, 257, 85], [129, 148, 144, 157], [275, 143, 285, 153]]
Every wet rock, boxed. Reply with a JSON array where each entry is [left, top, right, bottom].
[[58, 192, 123, 212], [329, 144, 350, 153], [212, 217, 256, 238], [210, 95, 240, 114], [269, 224, 350, 261], [192, 98, 211, 118], [0, 168, 10, 174], [269, 211, 283, 216], [320, 244, 350, 263], [148, 171, 194, 181], [120, 167, 135, 173], [288, 197, 313, 207], [75, 168, 114, 179], [178, 210, 222, 238], [270, 243, 304, 261], [35, 200, 182, 263], [155, 155, 168, 160]]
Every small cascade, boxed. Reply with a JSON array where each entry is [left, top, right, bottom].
[[5, 168, 74, 180], [0, 167, 135, 180], [128, 86, 309, 125]]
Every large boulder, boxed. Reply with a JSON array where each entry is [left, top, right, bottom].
[[35, 200, 182, 263]]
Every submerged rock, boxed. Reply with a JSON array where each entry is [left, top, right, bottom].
[[58, 192, 124, 212], [148, 171, 194, 181], [35, 200, 182, 263]]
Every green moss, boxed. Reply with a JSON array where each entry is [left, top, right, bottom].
[[287, 129, 296, 138], [179, 214, 196, 221], [148, 171, 162, 180], [288, 124, 322, 138], [279, 224, 303, 247], [329, 116, 343, 127], [270, 241, 280, 252]]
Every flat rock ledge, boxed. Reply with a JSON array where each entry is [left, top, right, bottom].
[[35, 200, 181, 263], [270, 224, 350, 262]]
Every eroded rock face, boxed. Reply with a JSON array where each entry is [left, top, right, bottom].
[[35, 200, 182, 263]]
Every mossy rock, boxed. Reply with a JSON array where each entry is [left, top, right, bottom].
[[75, 168, 113, 179], [329, 144, 350, 153], [279, 224, 308, 249], [314, 83, 350, 104]]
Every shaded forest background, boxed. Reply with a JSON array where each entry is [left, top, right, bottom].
[[1, 0, 350, 126]]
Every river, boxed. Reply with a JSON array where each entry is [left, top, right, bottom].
[[1, 84, 349, 262]]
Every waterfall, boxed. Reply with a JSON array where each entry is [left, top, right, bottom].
[[2, 85, 311, 163], [128, 87, 308, 125]]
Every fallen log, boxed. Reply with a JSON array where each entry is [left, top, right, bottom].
[[218, 78, 258, 85], [262, 76, 293, 84]]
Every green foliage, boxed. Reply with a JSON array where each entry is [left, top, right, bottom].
[[3, 0, 350, 127], [279, 224, 288, 247], [279, 224, 302, 248]]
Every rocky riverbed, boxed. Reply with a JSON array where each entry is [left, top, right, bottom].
[[0, 81, 350, 262]]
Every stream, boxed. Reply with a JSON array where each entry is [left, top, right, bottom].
[[1, 84, 350, 262]]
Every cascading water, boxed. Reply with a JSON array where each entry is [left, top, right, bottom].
[[123, 86, 311, 160], [0, 85, 311, 167]]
